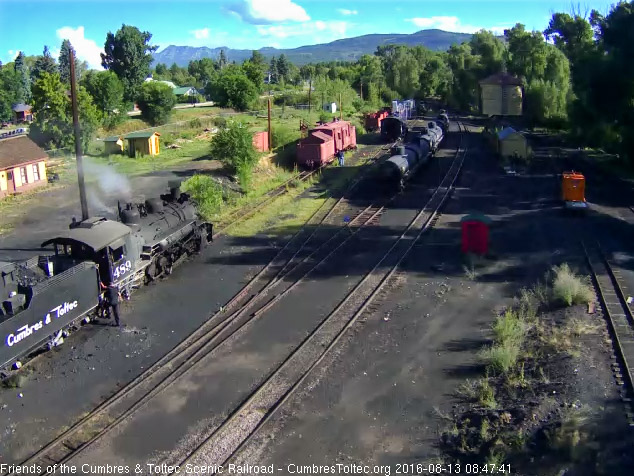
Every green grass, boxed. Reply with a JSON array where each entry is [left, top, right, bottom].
[[551, 263, 593, 307], [92, 140, 211, 176], [222, 176, 318, 237]]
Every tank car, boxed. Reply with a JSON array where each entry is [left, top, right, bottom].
[[437, 110, 450, 133], [1, 181, 213, 371], [381, 116, 408, 142], [377, 121, 445, 191]]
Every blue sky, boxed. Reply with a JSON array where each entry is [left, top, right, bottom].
[[0, 0, 618, 68]]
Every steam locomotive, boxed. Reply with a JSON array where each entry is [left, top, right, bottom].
[[0, 181, 213, 371], [377, 121, 446, 191]]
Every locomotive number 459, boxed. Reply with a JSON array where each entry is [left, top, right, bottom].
[[113, 260, 132, 280]]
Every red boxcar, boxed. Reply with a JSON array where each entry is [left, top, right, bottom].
[[364, 110, 389, 131], [252, 131, 269, 152], [296, 119, 356, 168]]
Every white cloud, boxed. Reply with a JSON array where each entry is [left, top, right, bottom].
[[337, 9, 358, 15], [190, 28, 210, 40], [56, 26, 103, 69], [257, 20, 347, 40], [407, 16, 509, 34], [228, 0, 310, 24]]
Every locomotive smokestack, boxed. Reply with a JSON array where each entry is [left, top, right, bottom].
[[168, 180, 182, 200]]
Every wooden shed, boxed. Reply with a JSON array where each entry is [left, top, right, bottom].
[[0, 135, 48, 198], [496, 127, 531, 159], [124, 131, 160, 157], [104, 136, 124, 155], [479, 73, 523, 116]]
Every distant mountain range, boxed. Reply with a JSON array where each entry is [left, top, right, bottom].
[[153, 29, 473, 67]]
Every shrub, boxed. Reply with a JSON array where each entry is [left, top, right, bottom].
[[189, 118, 202, 129], [481, 342, 521, 374], [136, 81, 177, 126], [272, 124, 300, 149], [493, 309, 527, 347], [212, 116, 227, 128], [347, 117, 366, 136], [181, 175, 223, 219], [210, 121, 258, 189], [552, 263, 593, 306]]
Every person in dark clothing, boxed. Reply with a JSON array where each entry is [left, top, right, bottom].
[[337, 150, 345, 167], [101, 282, 121, 327]]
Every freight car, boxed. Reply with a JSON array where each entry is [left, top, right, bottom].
[[437, 110, 450, 132], [296, 119, 357, 168], [364, 110, 389, 131], [377, 121, 445, 191], [0, 181, 213, 371], [381, 115, 408, 142]]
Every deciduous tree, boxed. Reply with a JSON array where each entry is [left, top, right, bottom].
[[136, 80, 176, 125], [101, 25, 158, 102]]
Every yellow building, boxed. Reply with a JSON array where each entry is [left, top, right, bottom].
[[125, 131, 161, 157], [104, 136, 125, 154], [0, 135, 48, 198], [479, 73, 523, 116], [496, 127, 532, 159]]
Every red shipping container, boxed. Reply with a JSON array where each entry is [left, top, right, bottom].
[[460, 214, 491, 255], [252, 131, 269, 152]]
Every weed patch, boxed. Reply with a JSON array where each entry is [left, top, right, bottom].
[[552, 264, 593, 307]]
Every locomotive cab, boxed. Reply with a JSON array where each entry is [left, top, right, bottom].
[[41, 217, 137, 288]]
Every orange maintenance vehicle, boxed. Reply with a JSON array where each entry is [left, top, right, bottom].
[[562, 171, 587, 210]]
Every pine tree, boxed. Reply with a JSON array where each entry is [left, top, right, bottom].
[[219, 49, 227, 70], [58, 40, 74, 84], [269, 56, 278, 83], [14, 52, 30, 104], [32, 46, 57, 81], [276, 54, 289, 84]]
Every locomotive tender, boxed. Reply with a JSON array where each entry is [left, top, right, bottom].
[[0, 181, 213, 370], [378, 121, 446, 191]]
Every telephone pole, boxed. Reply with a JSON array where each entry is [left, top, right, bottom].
[[69, 47, 89, 221], [308, 78, 312, 114], [339, 93, 343, 120]]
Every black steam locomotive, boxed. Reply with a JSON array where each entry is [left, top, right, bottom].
[[377, 121, 446, 191], [0, 181, 213, 371]]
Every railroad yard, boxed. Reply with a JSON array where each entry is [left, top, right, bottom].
[[2, 115, 634, 476]]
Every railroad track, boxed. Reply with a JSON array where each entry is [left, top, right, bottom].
[[212, 168, 322, 239], [583, 241, 634, 426], [15, 140, 398, 473], [212, 140, 396, 239], [173, 122, 468, 469]]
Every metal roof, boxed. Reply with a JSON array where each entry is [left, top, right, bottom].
[[479, 72, 523, 86], [41, 218, 131, 251], [303, 131, 331, 143], [104, 136, 123, 142], [173, 86, 196, 95], [12, 103, 32, 112], [125, 131, 161, 139]]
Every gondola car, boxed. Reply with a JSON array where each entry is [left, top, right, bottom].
[[0, 181, 213, 371]]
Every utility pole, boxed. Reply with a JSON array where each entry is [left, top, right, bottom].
[[339, 93, 343, 120], [69, 47, 89, 221], [308, 78, 312, 115], [267, 98, 272, 152], [360, 81, 363, 102]]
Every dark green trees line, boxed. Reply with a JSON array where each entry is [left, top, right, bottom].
[[1, 2, 633, 159]]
